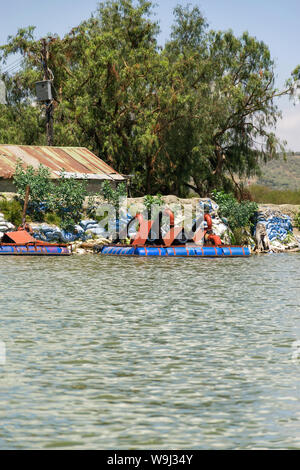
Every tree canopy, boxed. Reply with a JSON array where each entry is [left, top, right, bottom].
[[0, 0, 297, 196]]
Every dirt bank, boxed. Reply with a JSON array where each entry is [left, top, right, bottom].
[[257, 204, 299, 222]]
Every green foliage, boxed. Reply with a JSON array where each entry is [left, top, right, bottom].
[[13, 160, 52, 199], [250, 185, 300, 205], [89, 180, 127, 225], [101, 181, 127, 209], [51, 173, 87, 229], [0, 197, 23, 227], [294, 211, 300, 230], [13, 163, 87, 228], [44, 212, 62, 226], [230, 227, 251, 246], [13, 160, 54, 220], [212, 189, 258, 229], [143, 194, 163, 215], [1, 0, 298, 196]]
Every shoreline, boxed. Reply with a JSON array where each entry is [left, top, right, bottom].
[[1, 193, 300, 255]]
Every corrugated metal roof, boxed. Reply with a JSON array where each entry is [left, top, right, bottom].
[[0, 145, 125, 181]]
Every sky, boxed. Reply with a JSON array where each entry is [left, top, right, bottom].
[[0, 0, 299, 150]]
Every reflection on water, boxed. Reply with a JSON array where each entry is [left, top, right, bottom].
[[0, 254, 300, 449]]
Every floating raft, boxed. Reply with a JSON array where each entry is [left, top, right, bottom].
[[0, 243, 71, 256], [101, 245, 251, 257]]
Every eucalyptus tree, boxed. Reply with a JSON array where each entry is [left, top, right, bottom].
[[0, 1, 178, 194], [163, 4, 296, 196]]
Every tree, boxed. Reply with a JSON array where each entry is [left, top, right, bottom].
[[0, 1, 297, 197], [0, 1, 177, 194], [162, 4, 296, 196]]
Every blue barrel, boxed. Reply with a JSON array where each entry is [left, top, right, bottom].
[[0, 244, 71, 255]]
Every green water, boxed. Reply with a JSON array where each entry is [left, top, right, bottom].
[[0, 254, 300, 449]]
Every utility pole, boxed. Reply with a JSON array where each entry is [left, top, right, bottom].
[[41, 38, 54, 146]]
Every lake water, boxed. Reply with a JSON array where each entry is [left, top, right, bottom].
[[0, 253, 300, 449]]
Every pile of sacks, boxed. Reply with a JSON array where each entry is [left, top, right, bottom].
[[255, 209, 293, 242], [155, 198, 232, 244], [254, 209, 299, 251], [199, 198, 232, 244], [31, 224, 78, 243], [199, 198, 219, 215], [77, 220, 107, 238], [211, 217, 232, 244], [0, 213, 15, 239], [82, 213, 136, 238], [31, 215, 136, 243]]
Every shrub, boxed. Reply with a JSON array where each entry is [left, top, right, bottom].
[[100, 182, 127, 227], [294, 210, 300, 230], [13, 161, 87, 229], [13, 161, 54, 221], [230, 227, 251, 246], [212, 190, 258, 230], [44, 212, 62, 226], [143, 194, 163, 217], [50, 173, 87, 230], [0, 197, 23, 227], [101, 181, 127, 209]]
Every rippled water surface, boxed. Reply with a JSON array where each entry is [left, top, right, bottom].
[[0, 253, 300, 449]]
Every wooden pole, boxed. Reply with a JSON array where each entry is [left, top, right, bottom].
[[22, 185, 30, 226], [41, 38, 54, 146], [46, 102, 54, 146]]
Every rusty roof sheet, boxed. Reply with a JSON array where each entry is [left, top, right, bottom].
[[0, 145, 125, 181]]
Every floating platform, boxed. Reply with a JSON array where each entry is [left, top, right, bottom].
[[100, 245, 251, 257]]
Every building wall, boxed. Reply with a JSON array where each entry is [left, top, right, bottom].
[[86, 179, 118, 194], [0, 178, 16, 193], [0, 178, 124, 195]]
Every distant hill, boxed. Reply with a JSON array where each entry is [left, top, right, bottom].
[[254, 154, 300, 190]]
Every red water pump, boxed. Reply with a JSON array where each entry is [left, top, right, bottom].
[[126, 209, 222, 247]]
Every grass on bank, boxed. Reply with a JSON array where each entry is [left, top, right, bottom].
[[0, 197, 23, 226], [249, 185, 300, 205]]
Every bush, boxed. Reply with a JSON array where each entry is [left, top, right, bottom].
[[13, 161, 87, 229], [143, 194, 163, 217], [101, 181, 127, 209], [294, 211, 300, 230], [44, 212, 62, 226], [50, 173, 87, 230], [13, 161, 54, 221], [230, 227, 251, 246], [212, 189, 258, 230]]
